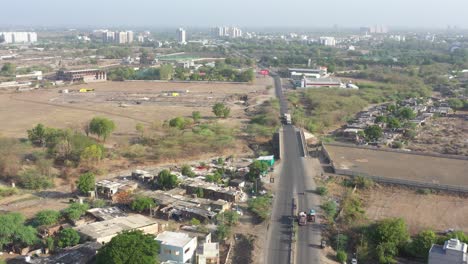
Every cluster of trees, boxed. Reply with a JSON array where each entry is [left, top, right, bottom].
[[189, 61, 255, 82], [0, 62, 16, 76], [216, 211, 239, 241], [246, 99, 281, 138], [107, 65, 174, 81], [96, 46, 132, 59], [212, 103, 231, 118], [247, 195, 272, 222]]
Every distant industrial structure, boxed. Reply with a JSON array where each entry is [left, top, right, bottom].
[[0, 32, 37, 44], [319, 37, 336, 46], [212, 26, 243, 38], [177, 28, 187, 44], [56, 69, 107, 83]]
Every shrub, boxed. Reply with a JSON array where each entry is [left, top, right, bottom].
[[316, 186, 328, 196], [248, 196, 272, 221], [417, 188, 433, 195], [0, 186, 18, 198], [34, 210, 61, 226], [62, 203, 89, 221], [130, 196, 155, 213], [18, 169, 54, 190], [336, 250, 347, 263], [57, 228, 80, 248], [321, 201, 337, 221]]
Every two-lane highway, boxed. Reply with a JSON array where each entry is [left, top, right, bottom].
[[265, 75, 322, 264]]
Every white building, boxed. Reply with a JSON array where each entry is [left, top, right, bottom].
[[0, 32, 37, 44], [126, 31, 134, 43], [155, 231, 197, 264], [429, 238, 468, 264], [212, 26, 242, 38], [319, 36, 336, 46], [177, 28, 186, 44]]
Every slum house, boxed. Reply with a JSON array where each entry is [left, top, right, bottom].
[[75, 214, 158, 244], [139, 189, 226, 222], [181, 178, 240, 202], [95, 178, 138, 200], [132, 169, 156, 183], [86, 207, 127, 221], [9, 242, 102, 264]]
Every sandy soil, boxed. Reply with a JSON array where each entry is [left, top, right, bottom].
[[363, 185, 468, 233]]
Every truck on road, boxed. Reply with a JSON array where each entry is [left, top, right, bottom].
[[298, 211, 307, 226], [308, 209, 316, 222], [283, 113, 292, 125]]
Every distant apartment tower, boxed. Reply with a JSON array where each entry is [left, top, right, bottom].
[[177, 28, 186, 44], [126, 31, 134, 43], [105, 31, 115, 42], [370, 25, 388, 34], [319, 37, 336, 46], [429, 238, 468, 264], [212, 26, 242, 38], [0, 32, 37, 44]]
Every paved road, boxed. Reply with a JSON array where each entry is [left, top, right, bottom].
[[265, 75, 322, 264]]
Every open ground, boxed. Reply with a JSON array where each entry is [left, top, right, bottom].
[[0, 77, 273, 138], [324, 144, 468, 188]]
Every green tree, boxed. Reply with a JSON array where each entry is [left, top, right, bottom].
[[80, 144, 104, 165], [247, 160, 269, 181], [371, 218, 410, 263], [96, 230, 159, 264], [0, 213, 38, 250], [0, 62, 15, 75], [408, 230, 436, 259], [89, 117, 116, 141], [159, 64, 174, 80], [248, 196, 272, 221], [216, 224, 231, 241], [169, 117, 187, 129], [27, 123, 47, 147], [158, 169, 179, 190], [190, 218, 201, 226], [336, 250, 347, 263], [57, 228, 80, 248], [62, 203, 89, 221], [34, 210, 61, 226], [321, 201, 337, 221], [18, 169, 54, 190], [376, 242, 398, 264], [447, 98, 464, 110], [131, 196, 156, 212], [364, 125, 383, 141], [76, 172, 95, 194], [217, 211, 239, 226], [398, 107, 416, 120], [192, 111, 202, 122], [386, 117, 401, 129], [181, 164, 196, 177], [212, 103, 230, 118], [375, 116, 387, 123]]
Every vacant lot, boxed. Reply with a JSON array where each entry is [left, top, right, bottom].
[[363, 186, 468, 233], [408, 112, 468, 156], [324, 144, 468, 188], [0, 78, 272, 138]]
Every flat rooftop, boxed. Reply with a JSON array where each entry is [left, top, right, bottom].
[[156, 231, 194, 248], [75, 214, 157, 239], [325, 144, 468, 189]]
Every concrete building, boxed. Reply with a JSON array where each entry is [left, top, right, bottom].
[[288, 67, 328, 80], [429, 238, 468, 264], [95, 178, 138, 199], [319, 37, 336, 46], [0, 32, 37, 44], [126, 31, 134, 43], [197, 242, 220, 264], [56, 69, 107, 83], [212, 26, 242, 38], [177, 28, 186, 44], [75, 214, 158, 244], [297, 77, 344, 88], [156, 231, 198, 264], [116, 31, 128, 44]]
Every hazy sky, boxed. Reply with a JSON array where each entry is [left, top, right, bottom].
[[1, 0, 467, 29]]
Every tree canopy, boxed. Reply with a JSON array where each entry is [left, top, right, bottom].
[[247, 160, 269, 181], [158, 169, 179, 190], [364, 125, 383, 141], [0, 213, 38, 250], [89, 117, 116, 141], [34, 210, 61, 226], [212, 103, 231, 118], [95, 230, 159, 264], [131, 196, 156, 212], [57, 228, 80, 248], [76, 172, 95, 194]]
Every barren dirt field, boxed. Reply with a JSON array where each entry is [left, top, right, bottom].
[[0, 78, 273, 138], [408, 112, 468, 156], [324, 144, 468, 189], [363, 186, 468, 233]]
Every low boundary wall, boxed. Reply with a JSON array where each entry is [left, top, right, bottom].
[[322, 143, 468, 193]]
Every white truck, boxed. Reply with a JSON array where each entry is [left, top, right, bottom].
[[283, 113, 292, 125]]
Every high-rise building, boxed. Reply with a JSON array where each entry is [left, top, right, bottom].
[[116, 32, 128, 44], [177, 28, 186, 44], [0, 32, 37, 44], [319, 37, 336, 46], [212, 26, 243, 38], [126, 31, 134, 43]]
